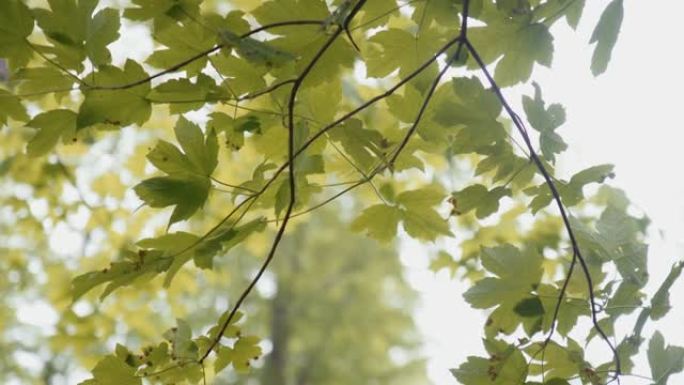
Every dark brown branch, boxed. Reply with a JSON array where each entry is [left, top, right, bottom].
[[198, 17, 347, 363], [209, 176, 257, 194], [343, 0, 369, 51], [237, 79, 296, 101], [28, 20, 322, 94], [388, 0, 469, 166], [25, 41, 87, 86], [87, 45, 222, 91], [128, 24, 463, 372], [327, 137, 386, 203], [464, 38, 621, 379], [209, 33, 463, 232], [198, 37, 466, 358]]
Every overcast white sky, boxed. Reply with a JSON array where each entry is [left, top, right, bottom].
[[410, 1, 684, 384]]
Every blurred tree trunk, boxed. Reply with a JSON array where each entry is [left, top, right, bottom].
[[262, 283, 289, 385]]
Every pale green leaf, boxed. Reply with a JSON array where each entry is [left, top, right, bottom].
[[589, 0, 623, 76], [134, 175, 211, 227], [452, 184, 511, 219], [85, 355, 140, 385], [351, 204, 401, 243], [78, 60, 151, 128], [0, 89, 29, 125], [0, 0, 34, 66], [26, 109, 77, 157], [648, 331, 684, 385]]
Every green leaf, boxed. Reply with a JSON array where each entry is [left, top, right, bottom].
[[386, 85, 423, 124], [469, 22, 553, 86], [136, 118, 217, 227], [400, 208, 452, 241], [136, 232, 200, 287], [496, 0, 531, 16], [328, 118, 386, 171], [411, 0, 460, 27], [147, 140, 196, 176], [526, 164, 615, 213], [648, 331, 684, 385], [78, 60, 151, 128], [475, 142, 534, 185], [434, 77, 506, 152], [536, 284, 589, 336], [563, 164, 615, 205], [396, 186, 445, 211], [450, 356, 492, 385], [299, 79, 342, 123], [536, 340, 585, 380], [219, 30, 296, 68], [452, 184, 511, 219], [146, 116, 218, 181], [394, 185, 450, 240], [464, 245, 542, 309], [25, 109, 77, 157], [650, 262, 684, 320], [365, 28, 414, 78], [147, 77, 209, 113], [215, 336, 262, 374], [33, 0, 120, 69], [522, 82, 567, 163], [0, 0, 35, 66], [430, 250, 460, 276], [366, 28, 445, 80], [351, 204, 401, 243], [124, 0, 201, 21], [12, 66, 74, 100], [211, 53, 267, 96], [207, 310, 244, 342], [82, 355, 141, 385], [134, 175, 211, 227], [513, 297, 544, 318], [71, 249, 172, 301], [194, 217, 267, 269], [0, 89, 29, 126], [85, 8, 121, 66], [253, 0, 329, 26], [451, 344, 528, 384], [163, 319, 198, 360], [173, 116, 218, 176], [146, 16, 215, 76], [589, 0, 623, 76], [533, 0, 585, 29]]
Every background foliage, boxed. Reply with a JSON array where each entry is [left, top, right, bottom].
[[0, 0, 682, 384]]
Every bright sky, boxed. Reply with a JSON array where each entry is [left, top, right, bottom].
[[410, 1, 684, 384]]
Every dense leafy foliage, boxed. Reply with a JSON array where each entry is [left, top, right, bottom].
[[1, 0, 682, 384]]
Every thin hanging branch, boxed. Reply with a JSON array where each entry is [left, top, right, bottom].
[[198, 7, 356, 362], [465, 38, 621, 380], [388, 0, 470, 167]]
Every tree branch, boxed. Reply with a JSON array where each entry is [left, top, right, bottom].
[[198, 14, 348, 362], [465, 38, 621, 380]]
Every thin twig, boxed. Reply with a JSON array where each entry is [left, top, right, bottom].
[[210, 176, 257, 194], [198, 15, 349, 363]]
